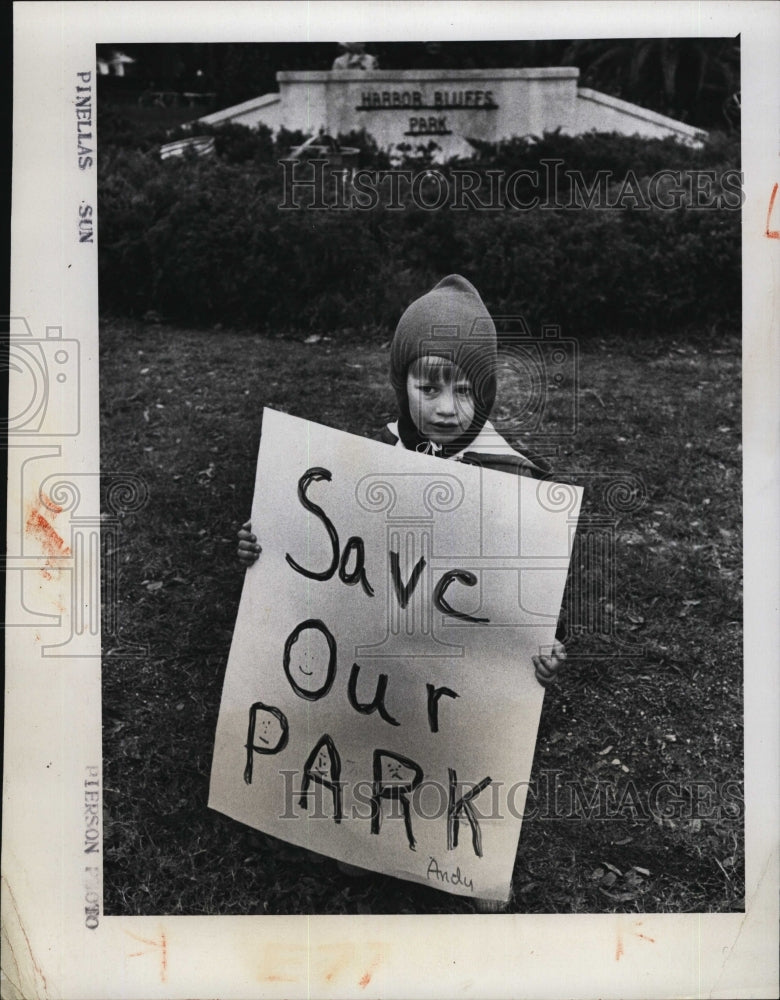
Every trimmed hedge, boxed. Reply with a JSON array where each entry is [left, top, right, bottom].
[[98, 124, 740, 336]]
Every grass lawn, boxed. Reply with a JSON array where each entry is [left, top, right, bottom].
[[100, 317, 743, 915]]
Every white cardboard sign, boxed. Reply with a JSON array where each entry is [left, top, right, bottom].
[[209, 407, 582, 901]]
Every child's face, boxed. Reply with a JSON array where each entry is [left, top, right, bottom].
[[406, 355, 476, 445]]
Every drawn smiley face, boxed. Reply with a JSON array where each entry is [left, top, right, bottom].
[[244, 702, 290, 784], [311, 745, 335, 779], [252, 707, 287, 752], [248, 702, 289, 756], [283, 619, 337, 701], [379, 754, 420, 787]]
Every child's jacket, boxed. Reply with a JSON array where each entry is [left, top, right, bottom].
[[380, 418, 551, 480]]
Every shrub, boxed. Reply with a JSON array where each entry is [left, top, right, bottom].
[[196, 122, 275, 164], [98, 123, 740, 336]]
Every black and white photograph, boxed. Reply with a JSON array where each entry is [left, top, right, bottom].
[[99, 34, 745, 916], [4, 3, 779, 998]]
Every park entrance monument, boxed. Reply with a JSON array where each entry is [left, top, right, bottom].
[[199, 66, 706, 157]]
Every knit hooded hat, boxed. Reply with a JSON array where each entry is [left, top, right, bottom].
[[390, 274, 498, 456]]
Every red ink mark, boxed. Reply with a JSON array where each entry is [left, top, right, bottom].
[[357, 953, 381, 989], [40, 492, 63, 514], [767, 182, 779, 239], [26, 509, 71, 556], [264, 975, 297, 983], [160, 931, 167, 982], [125, 929, 168, 983], [615, 931, 623, 961], [26, 505, 71, 580]]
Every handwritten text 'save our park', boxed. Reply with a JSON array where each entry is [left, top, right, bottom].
[[243, 466, 496, 857]]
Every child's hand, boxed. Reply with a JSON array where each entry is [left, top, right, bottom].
[[237, 520, 261, 566], [532, 640, 566, 687]]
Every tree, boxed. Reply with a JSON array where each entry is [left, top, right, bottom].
[[560, 37, 740, 129]]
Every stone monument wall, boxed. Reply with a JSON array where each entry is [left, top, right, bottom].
[[198, 66, 706, 153], [277, 68, 579, 158]]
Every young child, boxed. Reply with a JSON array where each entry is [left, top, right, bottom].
[[237, 274, 566, 908]]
